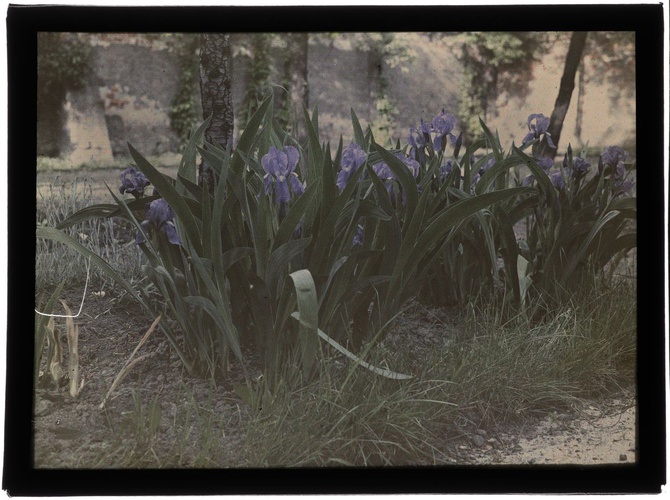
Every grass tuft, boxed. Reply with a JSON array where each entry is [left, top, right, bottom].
[[36, 176, 145, 292]]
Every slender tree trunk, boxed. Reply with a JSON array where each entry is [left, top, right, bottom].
[[574, 57, 585, 144], [199, 33, 234, 187], [367, 45, 383, 116], [288, 33, 309, 143], [542, 31, 588, 159]]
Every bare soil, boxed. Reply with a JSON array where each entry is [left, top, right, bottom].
[[456, 396, 636, 465], [33, 285, 636, 469]]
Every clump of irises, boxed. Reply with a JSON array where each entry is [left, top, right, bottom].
[[335, 142, 421, 205], [372, 153, 420, 204], [599, 146, 635, 196], [118, 166, 182, 246], [408, 109, 461, 165], [336, 142, 368, 190]]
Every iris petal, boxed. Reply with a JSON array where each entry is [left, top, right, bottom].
[[162, 223, 183, 246], [289, 173, 304, 196], [275, 180, 290, 205]]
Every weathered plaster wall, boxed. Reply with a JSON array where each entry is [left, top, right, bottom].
[[37, 34, 635, 167], [93, 44, 182, 157]]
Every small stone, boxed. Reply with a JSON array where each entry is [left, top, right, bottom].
[[619, 454, 627, 461], [458, 445, 468, 450], [471, 435, 486, 448], [34, 399, 52, 416], [475, 429, 487, 437]]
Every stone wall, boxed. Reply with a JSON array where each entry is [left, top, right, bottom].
[[37, 34, 635, 167]]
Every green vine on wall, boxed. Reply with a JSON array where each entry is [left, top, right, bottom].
[[453, 32, 545, 137], [241, 34, 273, 124], [38, 33, 91, 99], [355, 33, 412, 144], [169, 34, 201, 152]]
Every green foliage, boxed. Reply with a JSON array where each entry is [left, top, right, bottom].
[[241, 34, 274, 123], [169, 35, 201, 151], [37, 33, 91, 98], [517, 144, 637, 313], [36, 177, 145, 291], [359, 33, 411, 145], [42, 94, 635, 389], [584, 32, 636, 103], [450, 32, 546, 135]]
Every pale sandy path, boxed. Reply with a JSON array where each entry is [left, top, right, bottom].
[[459, 396, 636, 465]]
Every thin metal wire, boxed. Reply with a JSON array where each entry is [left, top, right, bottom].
[[35, 256, 91, 318]]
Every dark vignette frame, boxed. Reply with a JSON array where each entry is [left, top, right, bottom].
[[5, 4, 665, 495]]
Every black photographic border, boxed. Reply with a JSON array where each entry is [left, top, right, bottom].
[[5, 3, 666, 495]]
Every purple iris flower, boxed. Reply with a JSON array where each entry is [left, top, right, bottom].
[[119, 166, 150, 198], [550, 171, 565, 191], [352, 224, 364, 247], [614, 179, 635, 196], [372, 161, 396, 195], [372, 153, 419, 203], [136, 198, 183, 246], [615, 162, 627, 180], [571, 157, 591, 178], [522, 113, 556, 149], [600, 146, 628, 168], [522, 174, 535, 186], [603, 148, 633, 196], [536, 156, 554, 171], [470, 173, 481, 193], [401, 153, 421, 179], [430, 109, 458, 151], [479, 157, 495, 176], [472, 158, 495, 189], [373, 153, 420, 181], [261, 146, 304, 206], [336, 142, 367, 190], [598, 146, 633, 196], [440, 160, 453, 183], [408, 120, 431, 164]]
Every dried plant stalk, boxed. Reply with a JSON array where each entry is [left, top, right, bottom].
[[46, 316, 64, 384], [60, 300, 84, 397], [99, 315, 161, 410]]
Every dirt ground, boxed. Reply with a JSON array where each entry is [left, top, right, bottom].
[[32, 285, 637, 469], [456, 396, 636, 465]]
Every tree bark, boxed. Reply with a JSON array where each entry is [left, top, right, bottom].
[[199, 33, 234, 187], [574, 57, 585, 144], [542, 31, 588, 159], [288, 33, 309, 142]]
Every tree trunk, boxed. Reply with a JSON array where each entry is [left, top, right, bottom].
[[199, 33, 234, 187], [542, 31, 588, 159], [367, 45, 383, 116], [574, 57, 585, 144], [288, 33, 309, 143]]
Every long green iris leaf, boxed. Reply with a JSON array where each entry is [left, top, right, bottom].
[[128, 143, 202, 255], [290, 312, 413, 380]]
